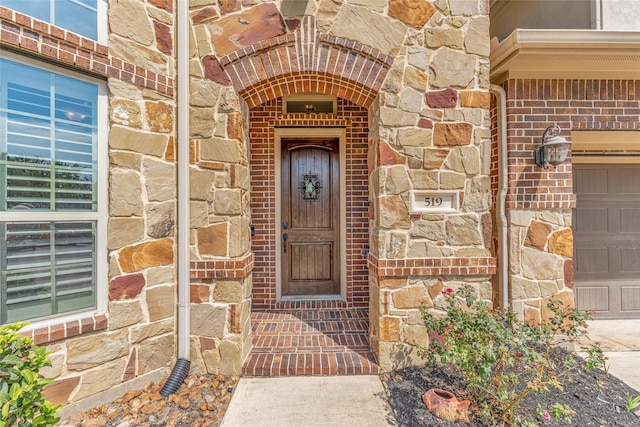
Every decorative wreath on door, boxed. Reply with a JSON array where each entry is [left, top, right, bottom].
[[299, 174, 322, 200]]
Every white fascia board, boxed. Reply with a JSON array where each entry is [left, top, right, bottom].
[[491, 29, 640, 82]]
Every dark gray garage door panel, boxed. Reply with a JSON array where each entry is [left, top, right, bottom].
[[573, 164, 640, 319]]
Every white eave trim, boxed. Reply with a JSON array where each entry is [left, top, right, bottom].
[[491, 29, 640, 83]]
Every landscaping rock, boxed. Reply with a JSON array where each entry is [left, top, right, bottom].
[[59, 375, 239, 427]]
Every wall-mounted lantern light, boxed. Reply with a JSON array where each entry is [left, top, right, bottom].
[[534, 123, 571, 169]]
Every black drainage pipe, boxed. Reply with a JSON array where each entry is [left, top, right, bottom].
[[160, 358, 191, 398]]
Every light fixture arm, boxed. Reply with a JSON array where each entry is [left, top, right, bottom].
[[541, 123, 561, 143]]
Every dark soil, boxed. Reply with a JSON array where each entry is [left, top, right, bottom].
[[382, 349, 640, 427]]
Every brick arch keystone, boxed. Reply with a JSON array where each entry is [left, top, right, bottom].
[[208, 16, 393, 109]]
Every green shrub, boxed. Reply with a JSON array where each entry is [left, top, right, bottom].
[[418, 286, 606, 426], [0, 322, 61, 427]]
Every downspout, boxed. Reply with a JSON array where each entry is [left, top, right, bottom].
[[160, 0, 191, 397], [490, 84, 509, 311]]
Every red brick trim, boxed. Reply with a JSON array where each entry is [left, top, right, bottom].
[[191, 253, 255, 279], [215, 16, 390, 109], [0, 6, 174, 96], [21, 313, 108, 346], [240, 72, 379, 109], [367, 253, 496, 277], [274, 115, 350, 127]]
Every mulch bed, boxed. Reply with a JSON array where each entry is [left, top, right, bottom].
[[382, 349, 640, 426]]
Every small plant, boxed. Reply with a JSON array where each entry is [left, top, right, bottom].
[[536, 404, 552, 422], [417, 286, 606, 426], [0, 322, 61, 427], [536, 403, 575, 424], [549, 403, 575, 423], [625, 392, 640, 412], [582, 343, 608, 374]]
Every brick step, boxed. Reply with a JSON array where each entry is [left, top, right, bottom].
[[243, 350, 379, 376], [253, 320, 369, 335], [244, 306, 379, 376], [252, 332, 372, 353], [252, 308, 369, 321]]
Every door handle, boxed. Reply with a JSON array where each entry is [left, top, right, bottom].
[[283, 233, 288, 253]]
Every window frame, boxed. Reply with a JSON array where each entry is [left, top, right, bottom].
[[0, 0, 108, 44], [0, 51, 108, 326], [96, 0, 108, 45]]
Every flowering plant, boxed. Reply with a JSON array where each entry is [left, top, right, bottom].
[[418, 286, 606, 426]]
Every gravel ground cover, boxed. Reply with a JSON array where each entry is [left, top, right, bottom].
[[59, 375, 238, 427]]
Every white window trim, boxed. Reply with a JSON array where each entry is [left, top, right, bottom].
[[96, 0, 108, 45], [0, 51, 109, 326]]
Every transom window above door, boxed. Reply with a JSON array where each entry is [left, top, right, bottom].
[[283, 94, 337, 115]]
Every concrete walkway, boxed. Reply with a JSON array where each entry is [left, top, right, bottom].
[[579, 319, 640, 392], [220, 376, 397, 427]]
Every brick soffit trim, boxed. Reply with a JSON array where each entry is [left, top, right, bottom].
[[217, 16, 392, 109]]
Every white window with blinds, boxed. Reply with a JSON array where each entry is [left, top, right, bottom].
[[0, 54, 107, 324]]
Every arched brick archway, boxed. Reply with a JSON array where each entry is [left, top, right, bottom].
[[240, 72, 380, 110], [204, 16, 392, 109]]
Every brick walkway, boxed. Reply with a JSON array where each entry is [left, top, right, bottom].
[[243, 300, 379, 376]]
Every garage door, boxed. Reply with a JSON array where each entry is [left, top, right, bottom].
[[573, 164, 640, 319]]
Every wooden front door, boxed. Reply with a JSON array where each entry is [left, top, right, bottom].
[[281, 137, 340, 296]]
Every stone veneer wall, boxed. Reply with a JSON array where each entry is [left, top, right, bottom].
[[363, 0, 496, 370], [248, 98, 370, 309], [494, 78, 640, 323], [0, 0, 179, 410]]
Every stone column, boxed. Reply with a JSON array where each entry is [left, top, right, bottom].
[[187, 56, 253, 374], [367, 2, 495, 371]]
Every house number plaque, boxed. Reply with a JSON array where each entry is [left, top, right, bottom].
[[410, 191, 459, 213]]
